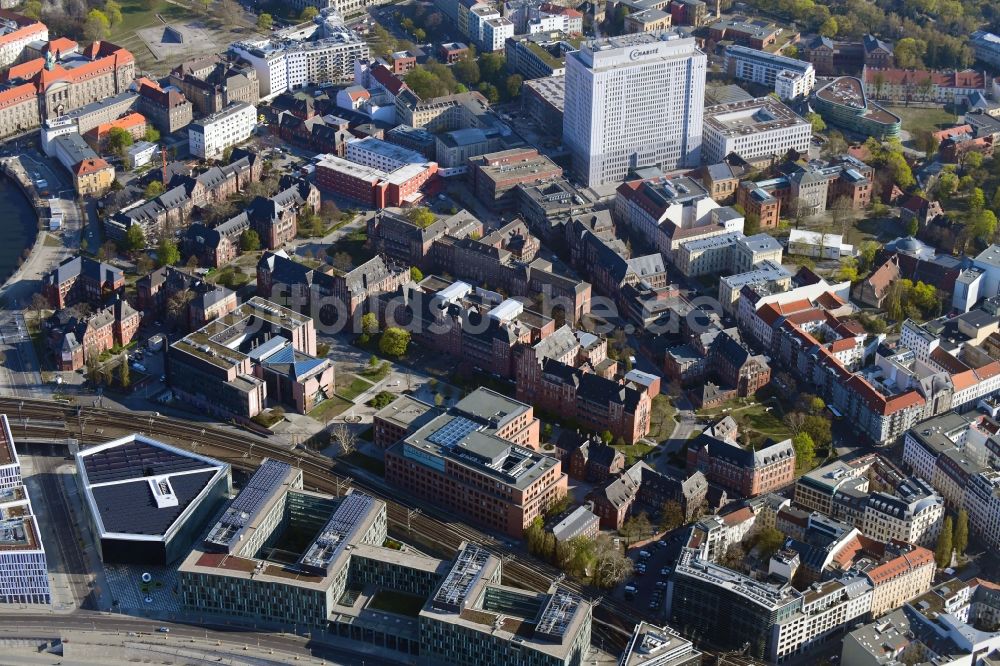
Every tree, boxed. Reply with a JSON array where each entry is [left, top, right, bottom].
[[29, 292, 48, 329], [144, 126, 160, 143], [361, 312, 379, 336], [118, 354, 131, 388], [329, 423, 357, 455], [505, 74, 523, 100], [410, 266, 423, 282], [963, 152, 984, 171], [906, 217, 920, 237], [84, 9, 110, 41], [755, 526, 786, 560], [858, 240, 880, 272], [257, 13, 273, 31], [21, 0, 41, 19], [836, 257, 859, 282], [802, 415, 832, 450], [125, 224, 145, 253], [104, 0, 123, 26], [300, 6, 319, 20], [157, 237, 180, 267], [935, 515, 953, 567], [819, 15, 838, 36], [970, 187, 986, 212], [406, 207, 436, 228], [144, 180, 165, 199], [914, 130, 939, 157], [240, 228, 261, 252], [477, 82, 499, 104], [792, 432, 816, 471], [936, 171, 959, 198], [620, 512, 652, 544], [953, 508, 969, 557], [453, 56, 480, 85], [480, 52, 506, 84], [895, 37, 926, 69], [379, 327, 410, 357], [593, 548, 633, 588], [106, 126, 133, 158], [659, 500, 685, 532]]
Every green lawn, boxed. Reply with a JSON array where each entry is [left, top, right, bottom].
[[336, 374, 374, 401], [110, 0, 197, 40], [647, 394, 677, 442], [308, 396, 351, 423], [614, 441, 655, 467], [368, 591, 426, 617], [886, 105, 959, 137], [697, 399, 791, 446]]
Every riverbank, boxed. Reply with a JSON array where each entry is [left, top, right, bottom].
[[0, 160, 43, 286]]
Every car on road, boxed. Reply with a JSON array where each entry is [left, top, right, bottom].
[[158, 627, 170, 633]]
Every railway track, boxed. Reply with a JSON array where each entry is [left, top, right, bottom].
[[1, 397, 637, 649]]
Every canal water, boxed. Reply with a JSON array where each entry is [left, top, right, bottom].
[[0, 175, 38, 283]]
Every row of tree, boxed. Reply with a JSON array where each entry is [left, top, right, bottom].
[[525, 517, 634, 588], [934, 509, 969, 568]]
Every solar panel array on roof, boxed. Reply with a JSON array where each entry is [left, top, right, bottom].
[[82, 439, 208, 484], [91, 470, 217, 536], [299, 492, 374, 573], [205, 458, 292, 551], [535, 589, 582, 640], [427, 416, 482, 448], [432, 543, 491, 611]]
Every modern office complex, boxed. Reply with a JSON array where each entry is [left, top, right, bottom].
[[182, 462, 591, 665], [384, 388, 567, 537], [180, 459, 389, 627], [0, 414, 21, 491], [971, 30, 1000, 68], [0, 415, 50, 606], [76, 435, 231, 565], [701, 97, 812, 164], [563, 31, 706, 187], [419, 544, 593, 666], [618, 623, 702, 666], [811, 76, 901, 140]]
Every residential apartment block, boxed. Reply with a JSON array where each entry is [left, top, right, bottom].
[[188, 101, 256, 160]]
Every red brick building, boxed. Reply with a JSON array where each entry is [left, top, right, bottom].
[[50, 299, 140, 371], [687, 429, 796, 498], [314, 155, 437, 209], [469, 148, 562, 207], [43, 255, 124, 309]]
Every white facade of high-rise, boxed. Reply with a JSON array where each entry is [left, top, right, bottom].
[[189, 102, 257, 160], [563, 31, 706, 188]]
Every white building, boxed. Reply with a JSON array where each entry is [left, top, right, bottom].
[[971, 31, 1000, 69], [0, 14, 48, 69], [702, 96, 812, 164], [188, 102, 257, 160], [482, 17, 515, 52], [126, 140, 158, 170], [860, 481, 944, 547], [972, 244, 1000, 301], [345, 136, 428, 171], [787, 229, 854, 260], [563, 31, 706, 188], [775, 69, 812, 101], [231, 21, 369, 99], [724, 45, 816, 95], [0, 485, 50, 605]]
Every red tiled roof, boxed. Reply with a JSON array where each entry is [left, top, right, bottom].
[[951, 370, 978, 391], [975, 360, 1000, 380], [930, 346, 969, 374], [75, 158, 110, 175], [864, 67, 986, 90], [866, 546, 933, 586], [882, 390, 925, 415], [828, 338, 857, 353], [0, 15, 46, 49], [371, 65, 407, 96], [0, 82, 37, 109]]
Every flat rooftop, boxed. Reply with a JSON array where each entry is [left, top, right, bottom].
[[76, 435, 229, 540], [814, 77, 901, 125], [704, 96, 810, 136], [0, 414, 17, 468], [0, 485, 43, 553], [374, 395, 436, 431]]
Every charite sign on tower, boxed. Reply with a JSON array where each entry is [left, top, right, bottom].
[[629, 47, 660, 60]]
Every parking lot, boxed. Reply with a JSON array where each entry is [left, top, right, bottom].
[[622, 531, 686, 621]]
